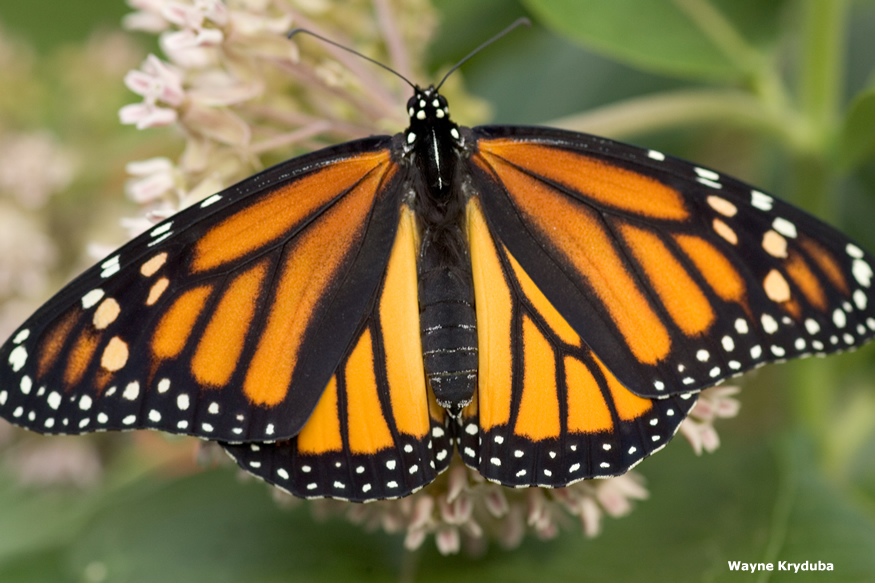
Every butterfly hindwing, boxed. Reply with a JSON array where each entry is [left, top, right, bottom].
[[222, 206, 454, 501], [459, 198, 697, 486], [0, 138, 408, 443], [468, 126, 875, 399]]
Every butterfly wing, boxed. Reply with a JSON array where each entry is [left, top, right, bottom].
[[468, 126, 875, 400], [0, 138, 409, 444], [222, 207, 454, 501], [457, 198, 697, 486]]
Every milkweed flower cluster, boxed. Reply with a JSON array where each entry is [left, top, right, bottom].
[[117, 0, 443, 230]]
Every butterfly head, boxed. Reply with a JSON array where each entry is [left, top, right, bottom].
[[404, 86, 461, 152], [407, 86, 450, 123]]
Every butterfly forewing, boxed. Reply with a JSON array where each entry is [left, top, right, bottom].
[[0, 138, 407, 443], [469, 126, 875, 400], [222, 206, 454, 501]]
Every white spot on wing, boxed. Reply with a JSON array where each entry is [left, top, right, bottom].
[[854, 289, 869, 310], [853, 259, 873, 287], [751, 190, 773, 211], [8, 346, 27, 372], [150, 222, 172, 237], [847, 243, 864, 258], [772, 217, 797, 238], [647, 150, 665, 161], [694, 167, 720, 181], [123, 381, 140, 401], [200, 194, 222, 208], [47, 391, 61, 410]]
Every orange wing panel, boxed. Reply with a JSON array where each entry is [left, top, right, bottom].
[[297, 375, 343, 454], [619, 222, 714, 336], [478, 139, 688, 220], [379, 205, 429, 438], [467, 198, 513, 430], [192, 261, 268, 388], [514, 316, 561, 441], [193, 152, 391, 272], [151, 286, 213, 360], [478, 154, 671, 365], [564, 355, 613, 433], [800, 236, 849, 295], [243, 166, 391, 407], [344, 329, 394, 455]]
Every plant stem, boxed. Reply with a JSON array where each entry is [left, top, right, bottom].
[[799, 0, 848, 149], [790, 0, 849, 462]]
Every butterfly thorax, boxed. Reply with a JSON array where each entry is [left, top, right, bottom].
[[405, 86, 461, 200], [404, 86, 477, 417]]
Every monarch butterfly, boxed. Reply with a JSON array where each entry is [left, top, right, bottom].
[[1, 21, 874, 504]]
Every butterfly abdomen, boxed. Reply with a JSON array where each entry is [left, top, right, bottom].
[[418, 231, 478, 416]]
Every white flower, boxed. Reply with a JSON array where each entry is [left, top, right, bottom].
[[125, 157, 177, 203], [119, 54, 186, 129], [123, 0, 172, 32], [680, 385, 741, 455]]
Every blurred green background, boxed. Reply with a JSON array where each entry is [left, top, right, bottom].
[[1, 0, 875, 581]]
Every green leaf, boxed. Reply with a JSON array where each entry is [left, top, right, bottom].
[[522, 0, 784, 82], [837, 88, 875, 169], [0, 479, 102, 562]]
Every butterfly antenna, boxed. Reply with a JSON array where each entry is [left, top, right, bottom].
[[288, 28, 417, 89], [436, 17, 531, 90]]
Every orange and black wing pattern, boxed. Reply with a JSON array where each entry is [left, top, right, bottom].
[[468, 126, 875, 403], [458, 198, 697, 485], [0, 138, 409, 447], [222, 206, 454, 501]]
